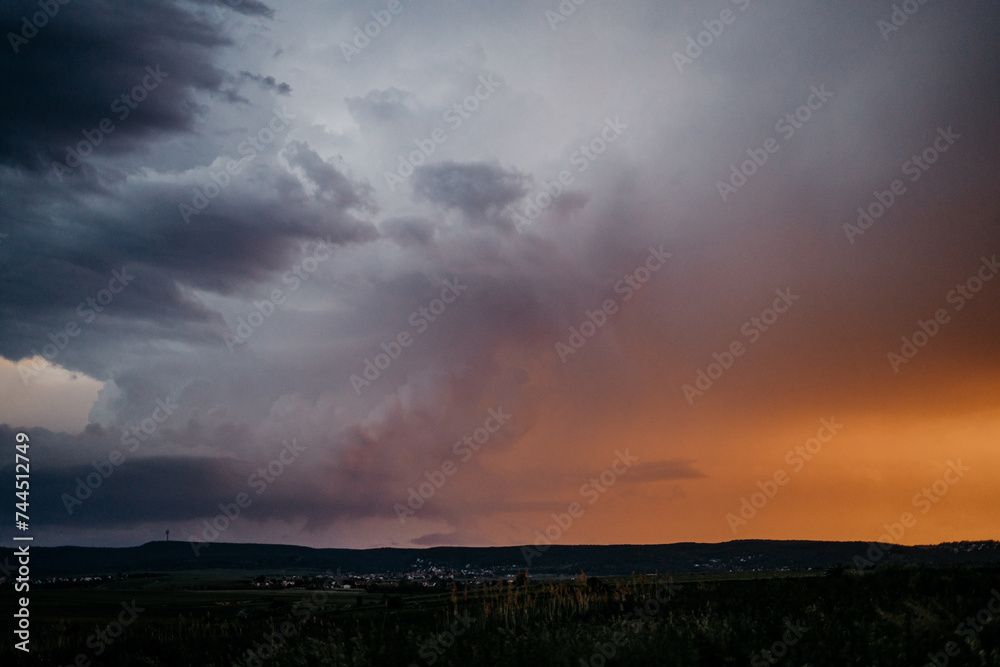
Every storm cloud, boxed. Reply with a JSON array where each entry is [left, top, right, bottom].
[[1, 0, 999, 550]]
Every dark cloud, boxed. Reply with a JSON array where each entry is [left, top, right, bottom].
[[21, 457, 244, 526], [1, 0, 999, 550], [624, 460, 706, 484], [193, 0, 275, 19], [412, 161, 529, 228], [282, 140, 377, 212], [410, 532, 457, 546], [240, 71, 292, 95], [0, 0, 248, 172], [0, 141, 379, 372], [381, 216, 437, 246], [345, 87, 417, 126]]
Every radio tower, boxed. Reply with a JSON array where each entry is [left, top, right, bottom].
[[165, 529, 170, 542]]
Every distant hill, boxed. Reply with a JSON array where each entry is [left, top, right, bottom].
[[2, 539, 998, 577]]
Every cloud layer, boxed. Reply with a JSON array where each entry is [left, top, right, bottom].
[[1, 0, 999, 549]]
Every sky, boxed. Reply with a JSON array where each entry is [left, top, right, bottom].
[[1, 0, 998, 551]]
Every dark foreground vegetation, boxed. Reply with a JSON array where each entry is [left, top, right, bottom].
[[4, 565, 1000, 666]]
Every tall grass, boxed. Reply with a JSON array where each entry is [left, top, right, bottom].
[[4, 566, 1000, 666]]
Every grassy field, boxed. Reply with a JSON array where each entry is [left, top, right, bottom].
[[4, 565, 1000, 666]]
